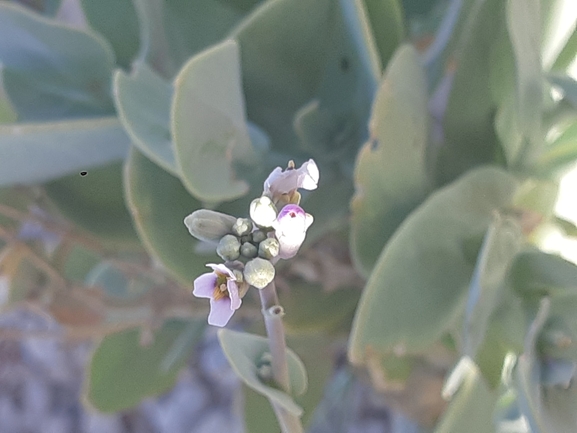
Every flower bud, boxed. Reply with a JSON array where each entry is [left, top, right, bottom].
[[240, 242, 258, 259], [243, 258, 275, 289], [251, 230, 267, 243], [232, 218, 253, 237], [184, 210, 236, 243], [216, 235, 241, 261], [250, 196, 277, 228], [258, 238, 279, 259]]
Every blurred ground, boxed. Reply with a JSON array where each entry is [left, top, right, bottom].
[[0, 308, 398, 433]]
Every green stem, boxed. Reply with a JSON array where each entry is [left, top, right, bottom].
[[259, 281, 303, 433]]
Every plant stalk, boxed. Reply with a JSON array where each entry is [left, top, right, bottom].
[[259, 280, 303, 433]]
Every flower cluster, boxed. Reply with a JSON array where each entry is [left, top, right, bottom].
[[185, 160, 319, 326]]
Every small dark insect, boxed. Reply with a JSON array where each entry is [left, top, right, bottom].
[[80, 171, 87, 176], [340, 57, 349, 72]]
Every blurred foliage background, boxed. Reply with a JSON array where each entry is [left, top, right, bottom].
[[1, 0, 577, 431]]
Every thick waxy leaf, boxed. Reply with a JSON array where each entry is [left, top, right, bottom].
[[218, 328, 307, 416], [542, 0, 577, 70], [233, 0, 379, 154], [293, 0, 379, 161], [435, 0, 507, 185], [360, 0, 404, 71], [130, 0, 249, 78], [281, 282, 360, 334], [232, 0, 331, 151], [85, 319, 204, 412], [349, 167, 518, 363], [44, 162, 139, 245], [434, 360, 498, 433], [124, 148, 211, 284], [114, 63, 177, 175], [510, 250, 577, 298], [0, 3, 115, 120], [463, 216, 523, 359], [537, 120, 577, 173], [172, 39, 256, 202], [244, 334, 334, 431], [80, 0, 140, 69], [0, 117, 130, 186], [85, 261, 152, 300], [506, 0, 544, 167], [350, 45, 429, 277]]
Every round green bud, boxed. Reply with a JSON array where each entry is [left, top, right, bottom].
[[232, 218, 253, 237], [216, 234, 241, 261], [244, 258, 275, 289], [250, 196, 277, 228], [251, 230, 267, 244], [240, 242, 258, 259], [183, 209, 236, 243], [258, 238, 280, 259]]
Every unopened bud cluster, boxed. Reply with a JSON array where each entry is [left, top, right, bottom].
[[185, 159, 319, 326]]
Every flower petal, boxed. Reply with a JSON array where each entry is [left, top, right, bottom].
[[273, 204, 309, 259], [264, 159, 319, 196], [193, 272, 216, 298], [227, 280, 242, 310], [208, 297, 235, 327], [206, 263, 235, 280]]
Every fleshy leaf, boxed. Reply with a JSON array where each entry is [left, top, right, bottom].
[[0, 117, 130, 186], [85, 261, 152, 300], [510, 250, 577, 298], [348, 167, 518, 363], [114, 63, 177, 175], [360, 0, 405, 71], [281, 282, 360, 334], [172, 39, 255, 202], [44, 162, 139, 245], [80, 0, 140, 69], [217, 328, 307, 416], [243, 334, 334, 431], [435, 0, 507, 185], [85, 319, 204, 412], [0, 2, 115, 121], [463, 215, 523, 359], [434, 359, 499, 433], [506, 0, 544, 167], [350, 44, 429, 277], [124, 148, 212, 284]]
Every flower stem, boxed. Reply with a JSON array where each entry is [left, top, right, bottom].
[[259, 281, 303, 433]]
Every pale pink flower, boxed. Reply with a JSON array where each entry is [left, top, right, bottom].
[[193, 264, 241, 327], [263, 159, 319, 197], [272, 204, 314, 259]]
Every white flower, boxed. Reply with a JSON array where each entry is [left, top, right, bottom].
[[263, 159, 319, 198], [272, 204, 314, 259]]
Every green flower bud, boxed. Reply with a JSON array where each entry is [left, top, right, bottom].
[[258, 238, 280, 259], [240, 242, 258, 259], [250, 196, 277, 228], [184, 209, 236, 243], [232, 218, 253, 237], [244, 258, 275, 289], [251, 230, 267, 243], [216, 234, 241, 261]]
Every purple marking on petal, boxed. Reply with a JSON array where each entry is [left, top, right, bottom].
[[208, 297, 235, 327], [193, 272, 217, 298], [274, 205, 309, 259], [227, 280, 242, 310], [206, 263, 236, 280]]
